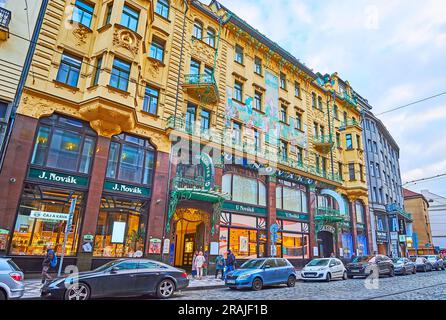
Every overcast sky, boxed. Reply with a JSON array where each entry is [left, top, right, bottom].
[[215, 0, 446, 197]]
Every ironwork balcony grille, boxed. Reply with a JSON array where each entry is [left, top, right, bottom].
[[0, 7, 11, 30], [314, 207, 345, 222], [184, 73, 216, 86]]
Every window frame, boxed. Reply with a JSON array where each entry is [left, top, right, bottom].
[[72, 0, 94, 28], [155, 0, 169, 19], [109, 58, 131, 91], [149, 38, 165, 62], [120, 4, 139, 32], [56, 53, 83, 87], [143, 86, 159, 115], [235, 45, 244, 64]]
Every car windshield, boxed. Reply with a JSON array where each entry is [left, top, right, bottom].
[[240, 259, 266, 269], [94, 260, 122, 272], [425, 256, 436, 260], [392, 258, 405, 263], [307, 259, 330, 267], [353, 256, 374, 263]]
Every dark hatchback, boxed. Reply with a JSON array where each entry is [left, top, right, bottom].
[[41, 259, 189, 300], [346, 255, 394, 278]]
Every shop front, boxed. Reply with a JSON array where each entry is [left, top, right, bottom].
[[7, 114, 97, 271]]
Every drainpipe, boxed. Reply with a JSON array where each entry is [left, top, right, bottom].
[[161, 0, 189, 265], [0, 0, 49, 171]]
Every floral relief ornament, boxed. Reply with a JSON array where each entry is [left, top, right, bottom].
[[113, 29, 140, 56], [72, 23, 90, 45]]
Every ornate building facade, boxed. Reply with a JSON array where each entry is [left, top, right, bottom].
[[0, 0, 370, 271]]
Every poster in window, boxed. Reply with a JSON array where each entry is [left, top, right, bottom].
[[111, 221, 126, 243], [148, 238, 161, 254], [239, 236, 248, 253]]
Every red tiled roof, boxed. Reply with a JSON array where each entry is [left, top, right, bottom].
[[403, 188, 422, 198]]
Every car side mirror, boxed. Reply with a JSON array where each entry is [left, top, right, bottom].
[[110, 267, 119, 274]]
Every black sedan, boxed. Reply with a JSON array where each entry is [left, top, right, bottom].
[[392, 258, 416, 275], [41, 259, 189, 300], [410, 257, 433, 272], [346, 255, 394, 278]]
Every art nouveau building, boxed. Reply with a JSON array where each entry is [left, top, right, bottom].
[[0, 0, 370, 271]]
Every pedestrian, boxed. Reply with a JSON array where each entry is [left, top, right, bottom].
[[226, 249, 236, 273], [41, 245, 57, 284], [330, 252, 335, 258], [191, 251, 199, 279], [215, 254, 226, 280], [195, 251, 206, 280]]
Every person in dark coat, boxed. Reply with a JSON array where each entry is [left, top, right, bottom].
[[41, 246, 55, 284], [215, 254, 226, 280], [226, 249, 236, 272]]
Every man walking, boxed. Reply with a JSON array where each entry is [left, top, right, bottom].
[[226, 249, 236, 273], [41, 246, 56, 284]]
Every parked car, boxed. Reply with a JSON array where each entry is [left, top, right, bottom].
[[41, 259, 189, 300], [225, 258, 297, 291], [0, 258, 25, 300], [346, 255, 394, 278], [423, 255, 445, 271], [392, 258, 416, 275], [301, 258, 347, 282], [410, 257, 433, 272]]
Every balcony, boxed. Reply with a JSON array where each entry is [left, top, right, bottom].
[[338, 119, 360, 131], [0, 7, 11, 41], [313, 134, 334, 153], [314, 207, 346, 223], [183, 74, 219, 104], [342, 91, 358, 109]]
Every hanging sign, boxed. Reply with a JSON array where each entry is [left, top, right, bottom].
[[28, 168, 88, 186]]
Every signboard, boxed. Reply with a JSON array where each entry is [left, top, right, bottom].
[[406, 236, 413, 248], [28, 168, 88, 187], [210, 242, 219, 255], [376, 231, 388, 241], [196, 153, 215, 191], [104, 181, 151, 196], [319, 225, 336, 234], [149, 238, 161, 254], [111, 221, 126, 243], [399, 235, 406, 243], [0, 229, 9, 235], [0, 229, 8, 251], [222, 202, 267, 215], [163, 239, 170, 254], [30, 211, 69, 221], [390, 232, 399, 241], [239, 236, 248, 253], [276, 210, 309, 221], [313, 247, 319, 256]]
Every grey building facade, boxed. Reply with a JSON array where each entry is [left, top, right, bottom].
[[356, 94, 412, 257]]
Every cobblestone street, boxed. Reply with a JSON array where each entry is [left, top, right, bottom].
[[170, 270, 446, 300]]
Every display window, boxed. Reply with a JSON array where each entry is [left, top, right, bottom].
[[222, 174, 266, 206], [218, 212, 267, 259], [276, 181, 308, 213], [275, 219, 310, 259], [10, 184, 84, 256], [93, 196, 149, 257], [357, 233, 368, 256]]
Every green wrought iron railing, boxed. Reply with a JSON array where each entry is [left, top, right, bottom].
[[342, 91, 358, 107], [313, 134, 334, 144], [184, 74, 216, 86], [314, 207, 346, 222], [172, 176, 206, 189]]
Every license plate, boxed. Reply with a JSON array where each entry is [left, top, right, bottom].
[[226, 280, 236, 284], [351, 270, 360, 273]]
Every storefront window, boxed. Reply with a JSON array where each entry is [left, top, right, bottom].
[[357, 234, 368, 256], [93, 196, 149, 257], [342, 233, 353, 258], [276, 219, 309, 259], [223, 174, 266, 206], [355, 201, 365, 224], [10, 184, 84, 256], [106, 133, 155, 186], [276, 182, 308, 213], [30, 114, 97, 174], [218, 212, 266, 259]]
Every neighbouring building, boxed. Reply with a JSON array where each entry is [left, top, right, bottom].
[[421, 190, 446, 253], [359, 97, 412, 257], [0, 0, 370, 272], [0, 0, 45, 160], [403, 188, 434, 255]]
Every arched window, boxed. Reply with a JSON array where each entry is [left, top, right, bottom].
[[206, 27, 215, 47], [106, 133, 155, 186], [222, 173, 266, 206], [30, 114, 97, 174], [355, 200, 365, 224], [193, 20, 203, 40]]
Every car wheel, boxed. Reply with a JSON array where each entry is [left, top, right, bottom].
[[402, 268, 406, 276], [156, 279, 175, 299], [252, 278, 263, 291], [287, 275, 296, 287], [347, 275, 354, 279], [389, 268, 395, 277], [413, 267, 417, 274], [64, 283, 90, 301], [343, 271, 348, 280], [0, 289, 6, 300], [325, 273, 331, 282]]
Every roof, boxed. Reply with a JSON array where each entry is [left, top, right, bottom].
[[403, 188, 429, 206]]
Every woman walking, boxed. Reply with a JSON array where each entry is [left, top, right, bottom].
[[195, 251, 206, 280], [191, 251, 198, 279]]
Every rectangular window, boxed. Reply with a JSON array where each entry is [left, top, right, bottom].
[[143, 86, 159, 115], [185, 103, 196, 133], [109, 58, 131, 91], [336, 133, 341, 147], [370, 161, 375, 177], [315, 155, 320, 173], [349, 163, 355, 181], [149, 39, 165, 62], [295, 82, 301, 97], [254, 91, 262, 111], [72, 0, 94, 28], [254, 57, 262, 75], [318, 96, 323, 110], [313, 122, 319, 138], [295, 112, 302, 131], [376, 164, 381, 177], [356, 134, 361, 149], [280, 105, 287, 123], [121, 5, 139, 32], [190, 59, 200, 75], [338, 162, 343, 180], [104, 3, 113, 25], [280, 72, 286, 90], [204, 65, 213, 77], [322, 157, 327, 175], [193, 21, 203, 39], [155, 0, 169, 19], [235, 45, 244, 64], [56, 53, 82, 87], [92, 56, 102, 86], [232, 122, 241, 145], [297, 147, 303, 165], [359, 164, 364, 181], [234, 81, 243, 101], [346, 134, 353, 150], [254, 129, 261, 151], [206, 28, 215, 47], [200, 109, 210, 132], [312, 93, 316, 108], [280, 140, 288, 161]]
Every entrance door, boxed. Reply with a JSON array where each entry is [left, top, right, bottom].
[[195, 223, 206, 252], [182, 233, 195, 266], [318, 231, 334, 258]]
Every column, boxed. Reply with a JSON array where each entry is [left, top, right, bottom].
[[0, 115, 38, 255], [266, 175, 277, 257], [308, 184, 318, 258], [363, 203, 374, 255], [77, 135, 110, 271], [349, 199, 358, 256]]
